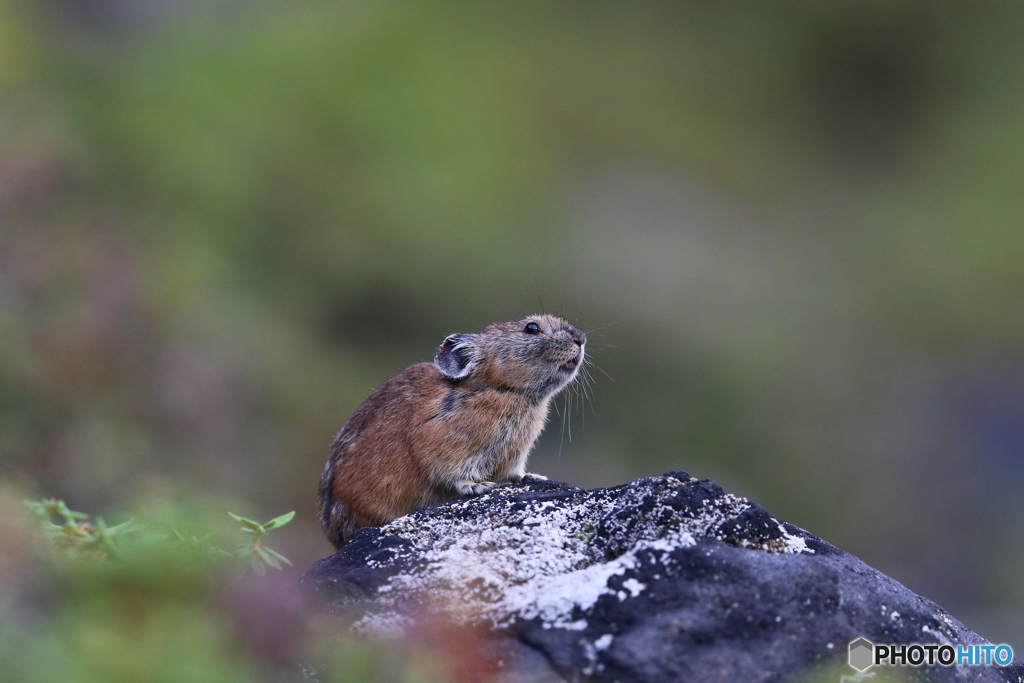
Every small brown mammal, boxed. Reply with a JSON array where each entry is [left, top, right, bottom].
[[318, 314, 586, 548]]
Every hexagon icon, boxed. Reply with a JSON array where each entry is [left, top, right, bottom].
[[848, 638, 874, 671]]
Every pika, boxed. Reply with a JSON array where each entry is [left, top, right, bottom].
[[318, 314, 586, 548]]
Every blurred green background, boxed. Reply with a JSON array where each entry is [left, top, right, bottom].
[[2, 0, 1023, 665]]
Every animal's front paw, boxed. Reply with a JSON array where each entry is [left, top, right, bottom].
[[520, 472, 548, 482], [455, 480, 497, 496]]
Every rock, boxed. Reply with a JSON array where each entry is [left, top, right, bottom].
[[301, 472, 1024, 682]]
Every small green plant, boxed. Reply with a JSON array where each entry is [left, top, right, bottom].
[[228, 510, 295, 574], [570, 520, 597, 543], [24, 498, 295, 573], [23, 498, 139, 561]]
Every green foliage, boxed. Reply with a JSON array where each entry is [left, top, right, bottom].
[[1, 493, 458, 683], [570, 520, 597, 543], [24, 498, 137, 561], [228, 511, 295, 574], [24, 498, 294, 574]]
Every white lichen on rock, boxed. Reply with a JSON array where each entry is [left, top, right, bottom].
[[352, 475, 814, 637]]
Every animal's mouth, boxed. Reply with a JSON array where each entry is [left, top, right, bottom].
[[559, 352, 582, 373]]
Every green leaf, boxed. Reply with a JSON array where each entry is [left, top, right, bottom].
[[262, 546, 293, 567], [227, 512, 263, 531], [254, 545, 281, 570], [23, 500, 51, 519], [56, 501, 89, 521], [93, 517, 120, 560], [262, 511, 295, 531]]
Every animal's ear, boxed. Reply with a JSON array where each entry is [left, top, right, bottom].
[[434, 333, 478, 379]]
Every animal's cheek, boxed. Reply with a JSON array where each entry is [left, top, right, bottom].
[[543, 343, 572, 362]]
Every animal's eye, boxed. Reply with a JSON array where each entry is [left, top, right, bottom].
[[524, 322, 541, 335]]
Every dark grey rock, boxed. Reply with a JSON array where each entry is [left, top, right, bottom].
[[302, 472, 1024, 683]]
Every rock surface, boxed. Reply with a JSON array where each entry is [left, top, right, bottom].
[[302, 472, 1024, 682]]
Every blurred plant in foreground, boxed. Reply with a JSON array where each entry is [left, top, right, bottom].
[[228, 511, 295, 575], [24, 498, 140, 562], [0, 490, 462, 683], [24, 497, 295, 574]]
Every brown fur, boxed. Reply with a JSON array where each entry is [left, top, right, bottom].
[[318, 314, 586, 548]]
